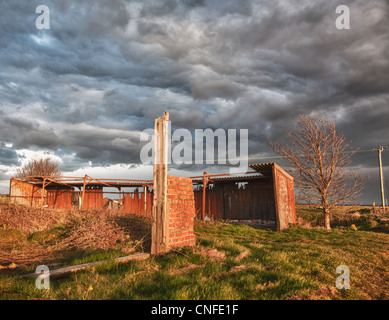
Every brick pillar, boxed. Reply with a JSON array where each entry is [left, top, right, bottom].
[[167, 175, 196, 249]]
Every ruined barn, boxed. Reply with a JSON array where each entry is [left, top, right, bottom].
[[193, 163, 296, 231], [9, 162, 295, 232], [9, 175, 153, 216]]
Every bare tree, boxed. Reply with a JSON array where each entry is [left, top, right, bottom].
[[270, 115, 364, 230], [16, 157, 62, 178]]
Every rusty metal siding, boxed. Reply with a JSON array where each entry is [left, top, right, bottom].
[[194, 186, 224, 220], [8, 165, 295, 231], [46, 189, 74, 210], [193, 163, 296, 230], [248, 180, 276, 221], [9, 176, 154, 212], [83, 186, 104, 210], [123, 189, 153, 217], [194, 178, 277, 221], [10, 178, 45, 206]]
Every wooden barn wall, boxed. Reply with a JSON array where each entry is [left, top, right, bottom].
[[10, 179, 45, 207], [123, 189, 153, 217], [46, 189, 75, 210], [82, 186, 104, 210], [194, 179, 277, 221], [9, 179, 76, 210]]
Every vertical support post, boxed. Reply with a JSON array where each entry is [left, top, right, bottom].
[[80, 174, 88, 210], [31, 184, 35, 207], [144, 186, 147, 215], [151, 111, 169, 255], [378, 146, 386, 212], [41, 178, 46, 207], [9, 178, 13, 204], [118, 187, 122, 212], [202, 172, 208, 221]]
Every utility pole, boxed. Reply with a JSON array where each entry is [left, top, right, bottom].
[[374, 146, 387, 212]]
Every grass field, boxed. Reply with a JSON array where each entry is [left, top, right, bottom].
[[1, 201, 388, 300]]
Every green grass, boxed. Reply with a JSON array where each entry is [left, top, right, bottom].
[[1, 214, 388, 300]]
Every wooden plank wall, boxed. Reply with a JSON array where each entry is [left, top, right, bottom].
[[123, 189, 153, 217], [194, 179, 277, 222]]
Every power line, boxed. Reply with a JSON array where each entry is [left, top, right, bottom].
[[167, 148, 384, 165]]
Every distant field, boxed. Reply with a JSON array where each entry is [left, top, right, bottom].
[[1, 200, 388, 300]]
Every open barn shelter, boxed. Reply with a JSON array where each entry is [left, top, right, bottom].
[[9, 175, 154, 216], [9, 162, 296, 232], [192, 163, 296, 231]]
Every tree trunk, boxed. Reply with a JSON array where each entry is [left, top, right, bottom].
[[322, 196, 331, 230], [324, 212, 331, 230]]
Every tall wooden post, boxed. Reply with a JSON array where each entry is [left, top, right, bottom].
[[144, 186, 147, 215], [151, 111, 169, 255], [202, 172, 208, 221], [378, 146, 386, 212], [80, 174, 88, 210], [41, 178, 46, 207], [118, 187, 122, 212]]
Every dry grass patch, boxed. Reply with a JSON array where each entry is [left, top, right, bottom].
[[203, 248, 226, 260], [230, 265, 248, 273], [235, 249, 250, 261], [289, 286, 339, 300], [168, 264, 204, 275], [0, 201, 151, 268], [53, 218, 127, 251]]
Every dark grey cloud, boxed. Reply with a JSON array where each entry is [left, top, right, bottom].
[[0, 0, 388, 203], [0, 148, 20, 166]]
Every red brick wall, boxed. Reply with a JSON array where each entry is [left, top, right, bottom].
[[273, 165, 296, 231], [167, 175, 196, 249]]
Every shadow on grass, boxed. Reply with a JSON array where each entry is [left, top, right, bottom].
[[113, 214, 152, 253], [369, 225, 389, 234]]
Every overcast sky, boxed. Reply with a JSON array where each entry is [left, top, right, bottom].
[[0, 0, 388, 204]]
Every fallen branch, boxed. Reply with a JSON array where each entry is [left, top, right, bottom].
[[21, 253, 150, 278]]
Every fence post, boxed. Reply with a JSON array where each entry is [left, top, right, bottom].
[[41, 178, 46, 207], [151, 111, 169, 255], [144, 186, 147, 215], [80, 175, 88, 210], [202, 172, 208, 221]]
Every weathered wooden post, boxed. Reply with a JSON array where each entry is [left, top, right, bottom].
[[374, 146, 387, 213], [80, 174, 88, 210], [378, 146, 386, 212], [202, 172, 208, 221], [144, 186, 147, 215], [151, 111, 169, 255], [41, 177, 46, 207]]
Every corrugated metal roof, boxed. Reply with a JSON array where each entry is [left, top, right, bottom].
[[248, 162, 275, 176], [11, 176, 153, 188], [192, 174, 267, 184], [249, 162, 294, 181]]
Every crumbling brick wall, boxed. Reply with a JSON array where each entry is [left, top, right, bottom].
[[167, 175, 196, 249]]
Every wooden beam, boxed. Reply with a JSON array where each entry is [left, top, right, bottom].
[[80, 174, 88, 210], [202, 172, 208, 221], [22, 253, 150, 278], [151, 111, 169, 255], [40, 178, 46, 207], [144, 186, 147, 215]]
